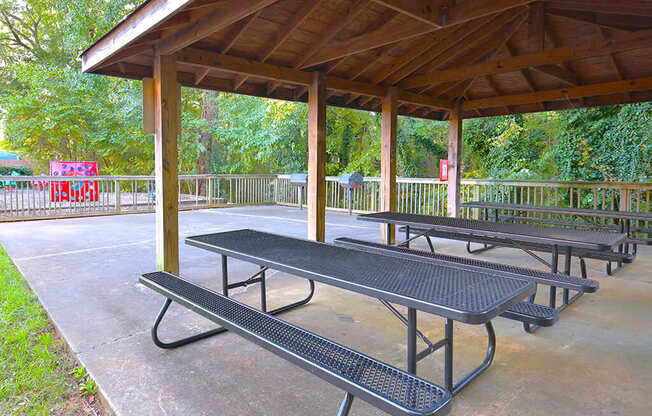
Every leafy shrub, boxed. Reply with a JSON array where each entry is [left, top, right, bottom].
[[0, 165, 33, 176]]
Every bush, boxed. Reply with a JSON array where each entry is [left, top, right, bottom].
[[0, 166, 34, 176]]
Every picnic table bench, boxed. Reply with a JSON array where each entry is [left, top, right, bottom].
[[357, 211, 623, 326], [462, 201, 652, 272], [334, 237, 599, 333], [141, 229, 536, 414], [141, 271, 451, 416]]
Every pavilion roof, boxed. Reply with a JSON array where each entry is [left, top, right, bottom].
[[81, 0, 652, 120]]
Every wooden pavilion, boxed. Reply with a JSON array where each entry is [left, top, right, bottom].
[[81, 0, 652, 274]]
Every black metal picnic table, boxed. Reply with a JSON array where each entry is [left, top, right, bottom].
[[461, 201, 651, 257], [357, 211, 626, 319], [185, 229, 535, 395]]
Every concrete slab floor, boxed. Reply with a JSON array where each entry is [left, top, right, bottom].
[[1, 205, 651, 416]]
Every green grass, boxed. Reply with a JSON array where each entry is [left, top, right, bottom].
[[0, 245, 100, 415]]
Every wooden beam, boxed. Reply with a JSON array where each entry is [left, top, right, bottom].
[[528, 1, 545, 52], [462, 76, 652, 110], [153, 54, 180, 274], [221, 10, 263, 55], [156, 0, 279, 55], [178, 48, 453, 109], [545, 1, 652, 17], [401, 29, 652, 88], [530, 64, 578, 85], [294, 0, 371, 69], [261, 0, 322, 62], [381, 87, 398, 243], [235, 0, 322, 92], [308, 72, 326, 242], [447, 106, 462, 217], [178, 48, 313, 85], [97, 43, 154, 69], [504, 42, 545, 111], [82, 0, 193, 72], [386, 9, 525, 87], [372, 0, 535, 28], [413, 9, 528, 93], [194, 68, 210, 85], [303, 17, 433, 68]]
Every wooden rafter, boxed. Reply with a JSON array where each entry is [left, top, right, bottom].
[[157, 0, 280, 55], [221, 10, 262, 55], [545, 8, 650, 32], [400, 28, 652, 88], [177, 48, 453, 110], [372, 0, 535, 28], [303, 12, 428, 68], [545, 1, 652, 17], [462, 76, 652, 110], [369, 29, 458, 85], [382, 18, 491, 86], [505, 42, 545, 111], [293, 0, 371, 69], [411, 8, 528, 93], [82, 0, 195, 71]]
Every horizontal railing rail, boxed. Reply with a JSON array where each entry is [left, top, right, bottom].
[[2, 174, 649, 228], [1, 174, 276, 221]]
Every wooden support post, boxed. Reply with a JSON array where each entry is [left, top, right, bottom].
[[381, 87, 398, 244], [447, 106, 462, 218], [308, 71, 326, 242], [153, 54, 180, 274]]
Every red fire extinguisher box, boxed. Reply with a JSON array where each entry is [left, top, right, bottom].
[[439, 159, 449, 181]]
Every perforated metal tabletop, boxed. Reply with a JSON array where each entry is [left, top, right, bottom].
[[461, 201, 652, 221], [186, 229, 535, 324], [358, 211, 626, 251]]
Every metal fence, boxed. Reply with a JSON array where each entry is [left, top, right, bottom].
[[2, 174, 650, 224]]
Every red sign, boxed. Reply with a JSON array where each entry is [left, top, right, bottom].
[[439, 159, 449, 181], [50, 161, 99, 202]]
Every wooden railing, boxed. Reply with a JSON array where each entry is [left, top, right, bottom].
[[2, 174, 649, 224], [0, 174, 276, 221]]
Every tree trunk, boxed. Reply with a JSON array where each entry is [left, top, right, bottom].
[[198, 91, 218, 195]]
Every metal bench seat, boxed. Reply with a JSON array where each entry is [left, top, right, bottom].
[[334, 238, 560, 328], [396, 225, 633, 276], [333, 237, 598, 293], [500, 302, 558, 327], [141, 271, 452, 416]]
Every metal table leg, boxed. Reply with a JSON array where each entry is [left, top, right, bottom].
[[407, 308, 417, 374], [151, 255, 315, 349], [405, 225, 410, 249], [337, 393, 354, 416]]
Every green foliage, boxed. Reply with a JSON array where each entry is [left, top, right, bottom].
[[0, 165, 33, 175], [553, 104, 651, 182], [0, 0, 650, 182]]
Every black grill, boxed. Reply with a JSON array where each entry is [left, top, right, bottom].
[[141, 271, 451, 416]]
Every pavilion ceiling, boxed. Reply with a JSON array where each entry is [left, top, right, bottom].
[[82, 0, 652, 120]]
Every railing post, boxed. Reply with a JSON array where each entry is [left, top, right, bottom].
[[274, 176, 279, 204], [114, 180, 121, 212], [207, 177, 213, 205], [620, 186, 631, 212]]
